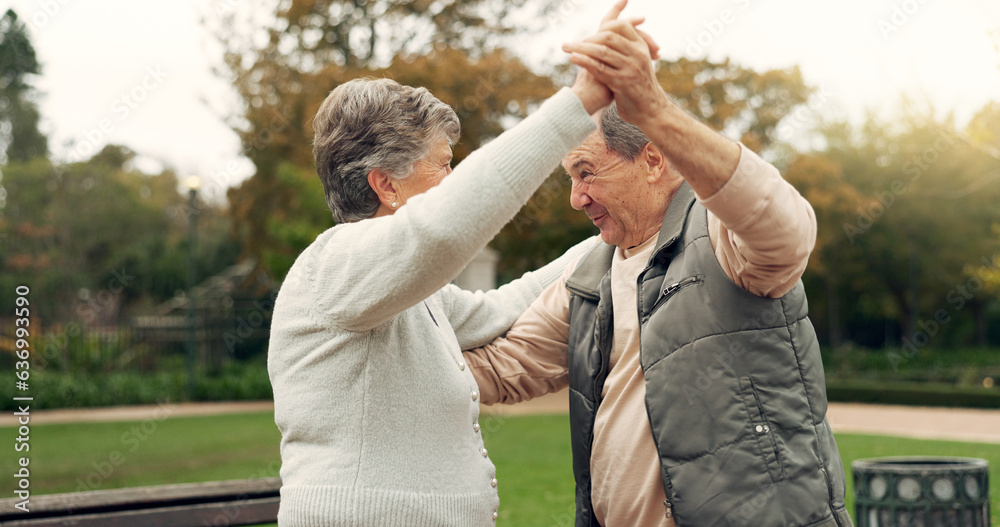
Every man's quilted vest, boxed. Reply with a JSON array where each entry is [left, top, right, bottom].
[[565, 184, 853, 527]]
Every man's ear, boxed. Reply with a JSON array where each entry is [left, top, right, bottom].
[[367, 168, 400, 208], [641, 142, 668, 183]]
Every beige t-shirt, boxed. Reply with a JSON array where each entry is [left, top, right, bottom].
[[591, 235, 667, 525], [466, 143, 816, 526]]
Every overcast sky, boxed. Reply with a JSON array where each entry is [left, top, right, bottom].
[[3, 0, 999, 201]]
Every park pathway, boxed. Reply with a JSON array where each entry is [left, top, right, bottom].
[[4, 393, 1000, 444]]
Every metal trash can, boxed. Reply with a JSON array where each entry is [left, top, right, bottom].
[[852, 456, 990, 526]]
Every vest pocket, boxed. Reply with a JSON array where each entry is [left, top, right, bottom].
[[738, 375, 786, 482], [649, 274, 703, 315]]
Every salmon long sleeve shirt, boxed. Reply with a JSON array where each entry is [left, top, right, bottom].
[[464, 144, 817, 527]]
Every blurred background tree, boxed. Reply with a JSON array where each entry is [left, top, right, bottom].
[[216, 0, 561, 280], [0, 9, 47, 163], [210, 2, 1000, 350], [0, 144, 238, 323], [0, 9, 237, 328], [0, 3, 998, 409]]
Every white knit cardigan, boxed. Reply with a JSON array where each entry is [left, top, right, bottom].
[[268, 88, 597, 526]]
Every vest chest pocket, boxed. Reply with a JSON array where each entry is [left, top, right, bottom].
[[738, 375, 786, 482], [648, 274, 703, 316]]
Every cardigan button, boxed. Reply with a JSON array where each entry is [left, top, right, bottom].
[[471, 391, 479, 401], [755, 425, 764, 433], [458, 361, 466, 370], [481, 448, 489, 458], [490, 477, 498, 488], [473, 421, 481, 433], [493, 510, 498, 520]]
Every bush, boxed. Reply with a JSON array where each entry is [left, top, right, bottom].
[[0, 359, 272, 411], [826, 379, 1000, 408], [823, 345, 1000, 385]]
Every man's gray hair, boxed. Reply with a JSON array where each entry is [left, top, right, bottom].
[[312, 77, 460, 223], [598, 101, 650, 160]]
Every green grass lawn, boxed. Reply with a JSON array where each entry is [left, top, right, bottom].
[[2, 412, 998, 526]]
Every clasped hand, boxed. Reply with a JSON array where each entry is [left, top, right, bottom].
[[566, 0, 667, 128]]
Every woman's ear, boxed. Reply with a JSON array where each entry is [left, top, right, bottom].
[[367, 168, 401, 210]]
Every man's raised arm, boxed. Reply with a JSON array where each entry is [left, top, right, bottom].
[[562, 0, 741, 200]]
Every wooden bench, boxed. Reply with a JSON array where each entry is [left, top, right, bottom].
[[0, 478, 280, 526]]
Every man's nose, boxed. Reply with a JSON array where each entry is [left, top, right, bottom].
[[570, 180, 591, 210]]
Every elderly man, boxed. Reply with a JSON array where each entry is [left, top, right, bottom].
[[464, 4, 853, 527]]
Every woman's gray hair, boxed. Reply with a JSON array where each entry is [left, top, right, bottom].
[[312, 77, 460, 223], [598, 101, 650, 161]]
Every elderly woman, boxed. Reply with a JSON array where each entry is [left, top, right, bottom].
[[267, 66, 612, 523]]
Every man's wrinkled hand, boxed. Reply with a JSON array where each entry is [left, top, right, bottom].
[[562, 0, 667, 127]]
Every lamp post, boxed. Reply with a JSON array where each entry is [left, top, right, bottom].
[[184, 176, 201, 399]]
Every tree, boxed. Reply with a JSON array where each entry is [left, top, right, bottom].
[[0, 145, 238, 323], [783, 150, 869, 347], [791, 106, 1000, 348], [966, 102, 1000, 307], [655, 58, 813, 152], [0, 9, 47, 163], [965, 101, 1000, 161], [254, 0, 555, 71], [215, 0, 560, 280]]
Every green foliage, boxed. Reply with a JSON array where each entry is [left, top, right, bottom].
[[826, 380, 1000, 408], [494, 174, 598, 283], [191, 360, 273, 402], [0, 359, 272, 411], [0, 8, 47, 162], [823, 346, 1000, 384], [787, 107, 1000, 347], [260, 163, 333, 280], [263, 0, 556, 70], [822, 346, 1000, 407], [965, 101, 1000, 160], [0, 146, 239, 322]]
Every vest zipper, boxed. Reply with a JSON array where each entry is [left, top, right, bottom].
[[650, 274, 704, 314], [664, 275, 702, 296]]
